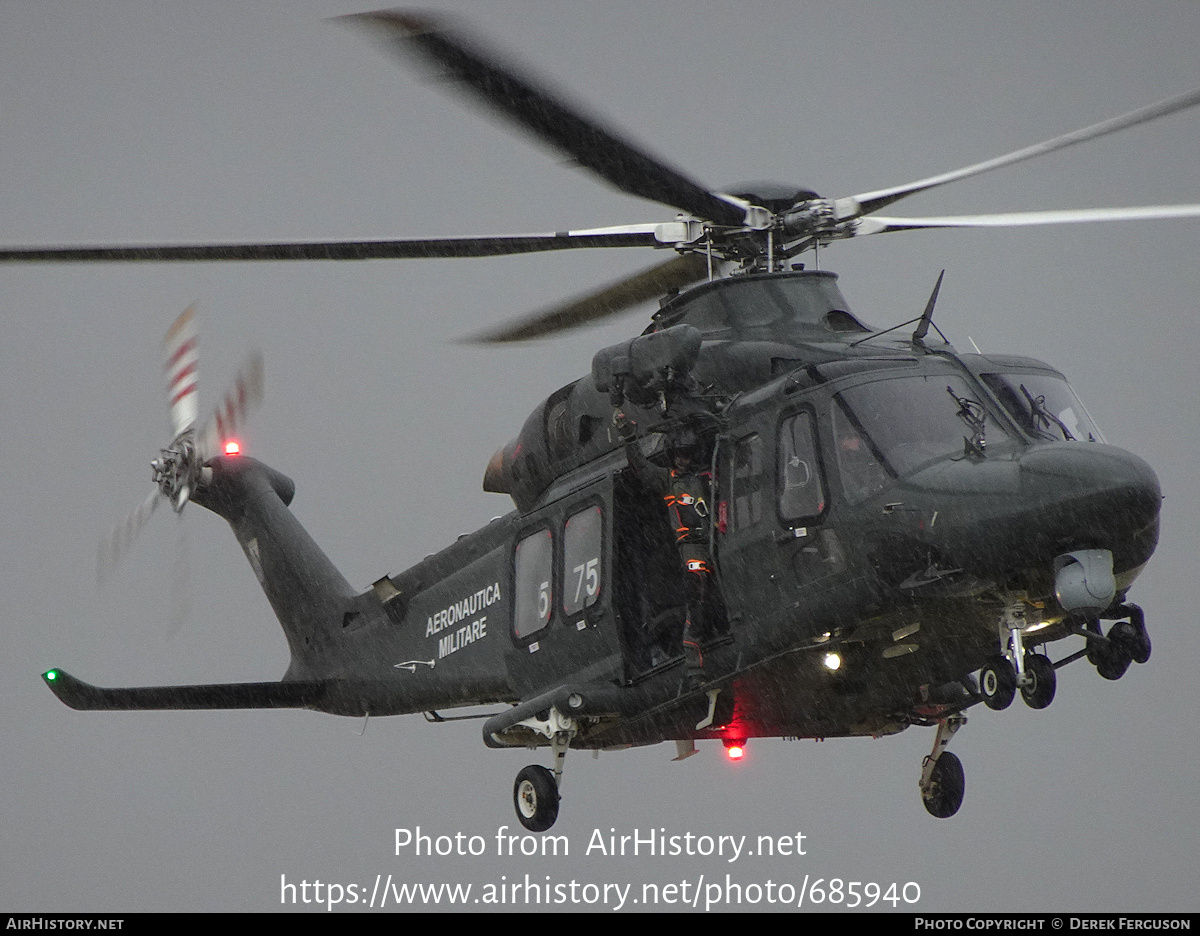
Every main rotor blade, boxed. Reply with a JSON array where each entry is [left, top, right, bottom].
[[98, 488, 162, 583], [163, 306, 198, 438], [844, 86, 1200, 218], [345, 10, 747, 228], [196, 351, 264, 462], [0, 229, 659, 265], [464, 252, 709, 343], [856, 203, 1200, 235]]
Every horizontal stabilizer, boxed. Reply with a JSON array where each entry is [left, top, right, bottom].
[[42, 668, 325, 711]]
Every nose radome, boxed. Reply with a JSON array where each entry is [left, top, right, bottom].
[[1019, 442, 1162, 542], [1020, 443, 1160, 500]]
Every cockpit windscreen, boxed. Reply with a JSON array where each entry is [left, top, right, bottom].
[[833, 374, 999, 502], [980, 373, 1104, 443]]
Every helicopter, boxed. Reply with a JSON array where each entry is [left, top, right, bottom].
[[16, 10, 1199, 833]]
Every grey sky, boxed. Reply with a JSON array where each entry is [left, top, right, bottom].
[[2, 0, 1198, 913]]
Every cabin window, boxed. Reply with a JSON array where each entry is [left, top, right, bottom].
[[778, 411, 826, 521], [513, 529, 553, 638], [732, 433, 765, 529], [562, 506, 603, 615]]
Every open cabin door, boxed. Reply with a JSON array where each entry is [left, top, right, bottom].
[[611, 468, 691, 680], [611, 439, 731, 682], [715, 405, 833, 629]]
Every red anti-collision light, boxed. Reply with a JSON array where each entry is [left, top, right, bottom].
[[224, 440, 241, 455], [726, 745, 744, 760]]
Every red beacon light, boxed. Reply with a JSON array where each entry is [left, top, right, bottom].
[[723, 738, 747, 761], [224, 440, 241, 456]]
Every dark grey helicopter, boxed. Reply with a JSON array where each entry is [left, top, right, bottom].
[[18, 11, 1198, 831]]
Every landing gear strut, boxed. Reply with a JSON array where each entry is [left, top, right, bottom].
[[979, 602, 1057, 711], [510, 707, 577, 832], [920, 715, 966, 818]]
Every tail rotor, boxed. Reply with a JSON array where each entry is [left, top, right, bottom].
[[153, 305, 201, 512], [97, 487, 162, 584], [97, 306, 263, 584]]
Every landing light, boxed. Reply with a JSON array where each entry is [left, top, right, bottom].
[[224, 440, 241, 456], [823, 652, 842, 671]]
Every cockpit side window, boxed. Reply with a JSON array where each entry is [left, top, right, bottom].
[[831, 399, 891, 504], [732, 433, 765, 529], [778, 411, 826, 521]]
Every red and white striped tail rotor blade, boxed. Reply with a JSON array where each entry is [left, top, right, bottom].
[[163, 306, 199, 438], [97, 487, 162, 583], [197, 350, 264, 461]]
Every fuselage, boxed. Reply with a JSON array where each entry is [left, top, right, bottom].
[[188, 270, 1158, 748]]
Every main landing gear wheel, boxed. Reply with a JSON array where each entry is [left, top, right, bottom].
[[1089, 610, 1152, 680], [1094, 645, 1130, 681], [1128, 624, 1152, 665], [922, 751, 965, 819], [1020, 653, 1056, 709], [980, 655, 1017, 710], [1085, 620, 1105, 666], [1112, 618, 1152, 665], [1094, 623, 1135, 681], [1129, 616, 1152, 665], [513, 765, 559, 832]]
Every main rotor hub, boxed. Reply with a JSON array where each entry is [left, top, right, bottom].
[[724, 182, 822, 215], [780, 199, 842, 238]]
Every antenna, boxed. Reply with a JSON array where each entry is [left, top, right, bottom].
[[913, 270, 946, 348]]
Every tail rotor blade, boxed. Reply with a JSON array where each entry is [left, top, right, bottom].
[[97, 488, 162, 583], [197, 350, 264, 461], [168, 511, 192, 638], [163, 306, 199, 438]]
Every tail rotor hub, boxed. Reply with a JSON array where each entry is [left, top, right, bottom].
[[151, 431, 200, 512]]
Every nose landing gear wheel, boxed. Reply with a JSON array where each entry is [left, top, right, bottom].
[[980, 655, 1017, 710], [921, 751, 965, 818], [513, 765, 560, 832], [1020, 653, 1056, 709]]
